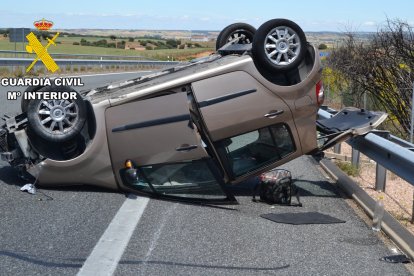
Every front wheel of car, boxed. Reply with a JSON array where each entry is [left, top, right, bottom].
[[27, 86, 87, 143], [252, 18, 307, 73]]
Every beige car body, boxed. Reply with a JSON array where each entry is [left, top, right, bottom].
[[28, 47, 322, 193]]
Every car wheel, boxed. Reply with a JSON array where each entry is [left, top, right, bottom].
[[27, 86, 87, 143], [216, 23, 256, 50], [21, 85, 44, 113], [252, 19, 307, 72]]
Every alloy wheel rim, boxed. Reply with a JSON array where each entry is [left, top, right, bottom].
[[263, 26, 301, 66], [36, 99, 79, 134]]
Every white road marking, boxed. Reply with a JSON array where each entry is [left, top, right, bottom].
[[77, 194, 150, 276], [144, 204, 177, 260], [141, 203, 177, 274]]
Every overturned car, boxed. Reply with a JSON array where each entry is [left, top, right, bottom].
[[0, 19, 387, 203]]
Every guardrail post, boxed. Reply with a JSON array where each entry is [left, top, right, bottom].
[[334, 143, 341, 154], [351, 147, 360, 168], [412, 191, 414, 223], [375, 163, 387, 192]]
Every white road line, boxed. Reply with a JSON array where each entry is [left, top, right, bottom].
[[141, 203, 177, 274], [77, 194, 150, 276], [144, 205, 177, 259]]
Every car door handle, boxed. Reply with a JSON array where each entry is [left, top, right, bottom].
[[264, 110, 284, 118], [176, 144, 198, 152]]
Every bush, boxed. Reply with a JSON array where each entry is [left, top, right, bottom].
[[145, 46, 153, 50], [93, 39, 108, 47], [328, 18, 414, 137], [128, 37, 134, 42], [73, 42, 80, 45], [178, 44, 185, 49], [166, 39, 179, 48], [335, 161, 359, 177], [155, 45, 170, 50], [318, 43, 328, 50], [80, 38, 90, 46]]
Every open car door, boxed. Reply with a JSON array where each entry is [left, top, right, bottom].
[[317, 107, 388, 151], [191, 71, 304, 183], [105, 92, 236, 204]]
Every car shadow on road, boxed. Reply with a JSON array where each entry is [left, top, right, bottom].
[[0, 166, 27, 187], [39, 185, 119, 194], [0, 164, 119, 195], [0, 250, 83, 268]]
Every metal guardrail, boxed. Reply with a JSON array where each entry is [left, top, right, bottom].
[[318, 107, 414, 190], [0, 50, 154, 60], [0, 57, 179, 67], [319, 106, 414, 250]]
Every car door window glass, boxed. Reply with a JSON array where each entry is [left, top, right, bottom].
[[138, 160, 228, 199], [219, 124, 295, 177]]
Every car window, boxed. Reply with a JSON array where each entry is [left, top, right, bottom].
[[218, 124, 295, 177], [137, 160, 228, 199]]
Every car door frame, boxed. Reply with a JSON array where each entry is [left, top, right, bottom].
[[105, 91, 237, 204], [190, 71, 303, 183]]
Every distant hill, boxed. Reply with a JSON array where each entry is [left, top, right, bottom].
[[53, 29, 220, 41], [53, 29, 373, 45], [0, 28, 373, 48]]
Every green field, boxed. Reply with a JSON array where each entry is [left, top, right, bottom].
[[0, 37, 214, 61]]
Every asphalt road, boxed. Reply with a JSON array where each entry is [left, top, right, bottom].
[[0, 71, 411, 275]]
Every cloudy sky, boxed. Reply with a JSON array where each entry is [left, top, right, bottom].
[[1, 0, 413, 31]]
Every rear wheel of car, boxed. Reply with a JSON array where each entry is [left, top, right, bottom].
[[27, 86, 87, 143], [216, 23, 256, 50], [252, 19, 307, 72]]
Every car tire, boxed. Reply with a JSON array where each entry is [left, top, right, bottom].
[[252, 18, 307, 72], [27, 86, 87, 143], [216, 23, 256, 50], [21, 85, 44, 113]]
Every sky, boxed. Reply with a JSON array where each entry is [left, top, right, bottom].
[[0, 0, 413, 32]]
